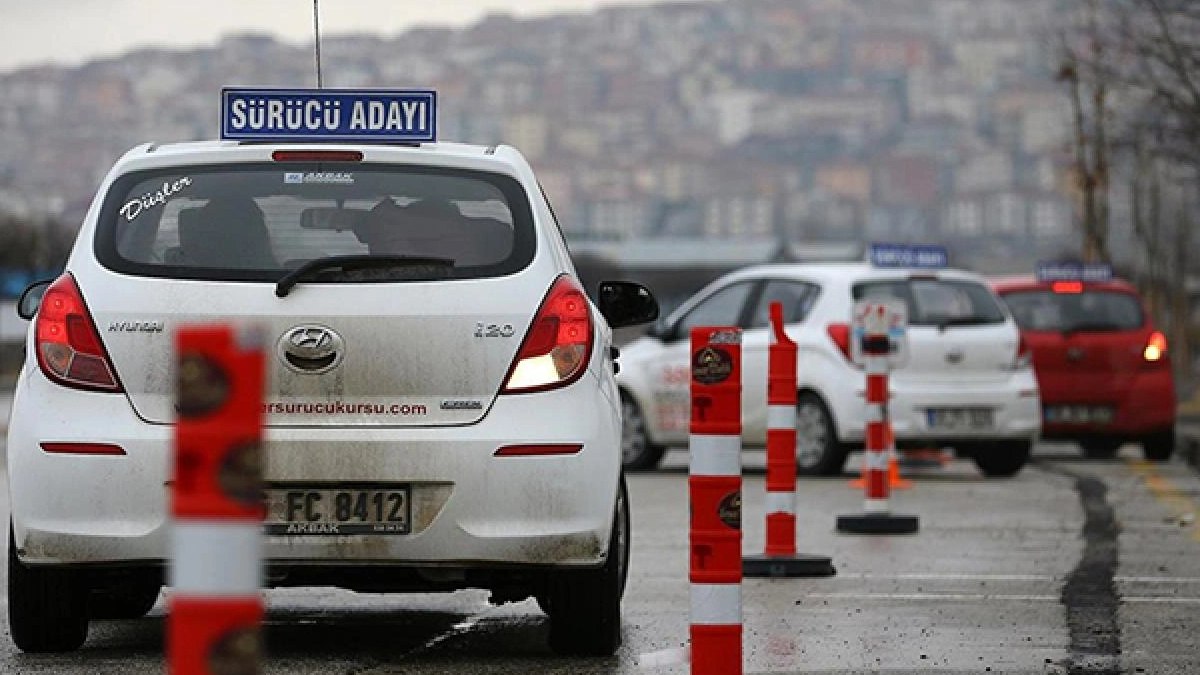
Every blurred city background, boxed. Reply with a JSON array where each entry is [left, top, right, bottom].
[[0, 0, 1197, 393]]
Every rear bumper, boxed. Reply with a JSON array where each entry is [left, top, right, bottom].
[[830, 371, 1042, 444], [1039, 367, 1175, 439], [7, 368, 621, 571]]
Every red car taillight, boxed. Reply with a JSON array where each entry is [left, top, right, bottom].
[[826, 323, 853, 362], [1144, 331, 1168, 363], [34, 274, 123, 392], [1014, 334, 1033, 369], [502, 275, 593, 394]]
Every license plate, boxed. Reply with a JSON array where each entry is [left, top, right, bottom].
[[1044, 405, 1114, 425], [264, 486, 411, 535], [926, 407, 994, 431]]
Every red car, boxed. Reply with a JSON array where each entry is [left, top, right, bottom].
[[991, 272, 1175, 460]]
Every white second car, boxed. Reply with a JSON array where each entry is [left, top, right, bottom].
[[618, 260, 1040, 477], [5, 89, 657, 655]]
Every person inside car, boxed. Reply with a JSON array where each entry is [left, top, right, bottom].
[[356, 197, 511, 266]]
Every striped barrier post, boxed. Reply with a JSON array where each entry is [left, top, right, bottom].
[[743, 302, 835, 578], [170, 325, 266, 675], [689, 326, 742, 675], [849, 422, 912, 490], [836, 303, 918, 535]]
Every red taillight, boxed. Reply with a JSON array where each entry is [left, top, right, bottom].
[[271, 150, 363, 162], [826, 323, 853, 362], [502, 276, 593, 394], [1144, 331, 1168, 362], [1052, 281, 1083, 294], [35, 274, 122, 392], [1014, 334, 1033, 369]]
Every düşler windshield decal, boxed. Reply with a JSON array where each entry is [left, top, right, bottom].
[[120, 176, 193, 222]]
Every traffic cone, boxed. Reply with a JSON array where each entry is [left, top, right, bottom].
[[850, 424, 910, 489], [886, 447, 912, 490]]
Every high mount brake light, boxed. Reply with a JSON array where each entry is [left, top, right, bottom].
[[1144, 331, 1167, 362], [35, 274, 123, 392], [271, 150, 363, 162], [502, 276, 593, 394], [1052, 281, 1084, 294]]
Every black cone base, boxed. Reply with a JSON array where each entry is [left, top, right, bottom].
[[743, 553, 836, 578], [836, 512, 919, 534]]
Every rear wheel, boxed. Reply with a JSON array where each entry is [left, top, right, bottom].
[[972, 440, 1031, 478], [795, 393, 847, 476], [1141, 429, 1175, 462], [620, 390, 666, 471], [8, 526, 89, 652], [545, 475, 628, 656], [1080, 439, 1122, 460]]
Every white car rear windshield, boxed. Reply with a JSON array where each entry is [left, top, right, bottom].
[[95, 163, 535, 281], [1000, 290, 1144, 332], [853, 278, 1007, 327]]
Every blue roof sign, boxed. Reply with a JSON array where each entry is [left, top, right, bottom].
[[868, 243, 948, 269], [221, 88, 437, 142], [1035, 262, 1112, 282]]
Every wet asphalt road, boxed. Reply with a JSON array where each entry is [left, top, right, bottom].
[[0, 441, 1198, 674]]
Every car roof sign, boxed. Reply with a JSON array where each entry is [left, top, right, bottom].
[[868, 242, 948, 269], [221, 88, 437, 143], [1035, 261, 1112, 283]]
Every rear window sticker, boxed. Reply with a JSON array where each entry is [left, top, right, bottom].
[[120, 176, 193, 222]]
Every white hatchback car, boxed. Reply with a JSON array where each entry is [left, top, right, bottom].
[[6, 91, 657, 655], [617, 261, 1040, 477]]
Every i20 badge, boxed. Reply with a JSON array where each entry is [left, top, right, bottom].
[[278, 325, 345, 374]]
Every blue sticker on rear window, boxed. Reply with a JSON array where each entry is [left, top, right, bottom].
[[282, 172, 355, 185]]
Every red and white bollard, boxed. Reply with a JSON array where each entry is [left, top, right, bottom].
[[688, 327, 742, 675], [743, 302, 835, 577], [170, 325, 266, 675], [837, 303, 918, 534]]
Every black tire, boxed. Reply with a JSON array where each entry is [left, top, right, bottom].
[[89, 580, 161, 620], [972, 440, 1031, 478], [8, 526, 89, 652], [545, 475, 628, 656], [795, 393, 848, 476], [620, 390, 666, 471], [1080, 439, 1122, 460], [1141, 429, 1175, 462]]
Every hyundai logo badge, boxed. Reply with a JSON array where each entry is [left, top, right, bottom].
[[278, 325, 345, 374]]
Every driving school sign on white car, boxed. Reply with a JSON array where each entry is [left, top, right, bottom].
[[851, 299, 909, 368], [221, 88, 437, 142]]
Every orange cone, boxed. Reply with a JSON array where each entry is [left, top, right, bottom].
[[850, 423, 911, 489], [886, 448, 913, 490]]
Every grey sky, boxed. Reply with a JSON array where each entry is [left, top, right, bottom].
[[0, 0, 694, 73]]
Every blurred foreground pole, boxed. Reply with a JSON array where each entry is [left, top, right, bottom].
[[688, 326, 742, 675], [170, 325, 265, 675]]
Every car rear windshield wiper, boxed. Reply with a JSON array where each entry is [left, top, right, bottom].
[[275, 255, 456, 297]]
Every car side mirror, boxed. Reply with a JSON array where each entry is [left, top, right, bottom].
[[17, 279, 52, 320], [597, 281, 659, 329]]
